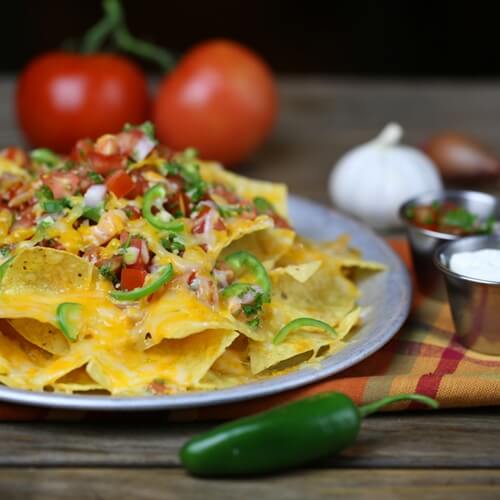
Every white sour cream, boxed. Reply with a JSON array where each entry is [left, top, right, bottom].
[[449, 249, 500, 282]]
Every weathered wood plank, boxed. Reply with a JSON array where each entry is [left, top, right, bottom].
[[1, 468, 500, 500], [1, 410, 499, 468]]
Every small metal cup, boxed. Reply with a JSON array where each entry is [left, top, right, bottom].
[[400, 190, 497, 300], [434, 235, 500, 355]]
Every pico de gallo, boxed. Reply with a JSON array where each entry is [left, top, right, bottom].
[[404, 200, 495, 236], [0, 122, 289, 318]]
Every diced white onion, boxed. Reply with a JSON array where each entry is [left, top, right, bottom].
[[84, 185, 107, 207], [132, 135, 156, 161], [140, 240, 150, 264], [123, 247, 140, 265]]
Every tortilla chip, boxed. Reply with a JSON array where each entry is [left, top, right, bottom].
[[199, 161, 288, 217], [138, 287, 237, 347], [221, 228, 296, 270], [7, 318, 69, 356], [87, 329, 238, 394], [270, 260, 322, 283], [1, 247, 93, 294], [334, 258, 387, 271]]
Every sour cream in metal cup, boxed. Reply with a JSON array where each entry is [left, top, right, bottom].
[[434, 235, 500, 355]]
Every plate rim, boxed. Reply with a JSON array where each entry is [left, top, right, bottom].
[[0, 195, 411, 411]]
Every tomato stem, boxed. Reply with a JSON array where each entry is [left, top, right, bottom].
[[81, 0, 175, 72]]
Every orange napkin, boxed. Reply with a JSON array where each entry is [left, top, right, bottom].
[[2, 239, 500, 421]]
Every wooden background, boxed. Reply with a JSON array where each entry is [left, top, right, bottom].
[[1, 77, 500, 498]]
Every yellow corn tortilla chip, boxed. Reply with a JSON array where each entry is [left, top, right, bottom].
[[221, 228, 296, 270], [0, 324, 90, 391], [1, 247, 93, 294], [137, 287, 237, 347], [199, 161, 288, 217], [334, 257, 387, 271], [248, 257, 360, 374], [52, 366, 106, 394], [7, 318, 69, 356], [270, 260, 322, 283], [87, 329, 238, 395]]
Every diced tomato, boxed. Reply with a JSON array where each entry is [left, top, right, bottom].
[[167, 174, 185, 191], [126, 171, 149, 198], [106, 170, 135, 198], [210, 184, 240, 204], [271, 213, 291, 229], [15, 209, 36, 228], [119, 231, 130, 244], [214, 218, 226, 231], [123, 205, 141, 219], [0, 147, 29, 168], [88, 152, 126, 174], [121, 267, 147, 291], [42, 171, 80, 198], [192, 205, 226, 234], [71, 138, 94, 163], [167, 190, 191, 216]]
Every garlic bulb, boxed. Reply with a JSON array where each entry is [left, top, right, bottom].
[[328, 123, 442, 229]]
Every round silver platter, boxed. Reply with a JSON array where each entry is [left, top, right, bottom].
[[0, 195, 411, 411]]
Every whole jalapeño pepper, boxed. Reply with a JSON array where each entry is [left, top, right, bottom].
[[180, 392, 438, 477]]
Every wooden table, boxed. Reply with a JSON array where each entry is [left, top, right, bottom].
[[1, 78, 500, 498]]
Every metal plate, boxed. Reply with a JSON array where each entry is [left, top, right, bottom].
[[0, 195, 411, 411]]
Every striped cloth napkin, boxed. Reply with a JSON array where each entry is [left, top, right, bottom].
[[2, 239, 500, 421]]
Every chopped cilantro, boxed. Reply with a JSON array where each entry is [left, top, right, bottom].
[[241, 291, 265, 318], [182, 147, 198, 160], [404, 205, 415, 219], [161, 233, 185, 255], [30, 148, 60, 167], [99, 265, 119, 286], [218, 204, 244, 218], [441, 208, 477, 231], [246, 317, 260, 329], [159, 160, 207, 203], [62, 161, 76, 171], [82, 205, 103, 223], [88, 171, 104, 184], [0, 245, 10, 257], [42, 198, 71, 214], [124, 121, 156, 142], [36, 185, 70, 214], [35, 185, 54, 202], [253, 197, 274, 214], [36, 217, 55, 234]]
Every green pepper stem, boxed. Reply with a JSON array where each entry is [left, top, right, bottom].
[[81, 0, 175, 71], [358, 394, 438, 418], [81, 14, 116, 53]]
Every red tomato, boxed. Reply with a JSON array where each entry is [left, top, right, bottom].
[[153, 40, 278, 166], [16, 52, 149, 153], [105, 170, 135, 198], [120, 267, 147, 291]]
